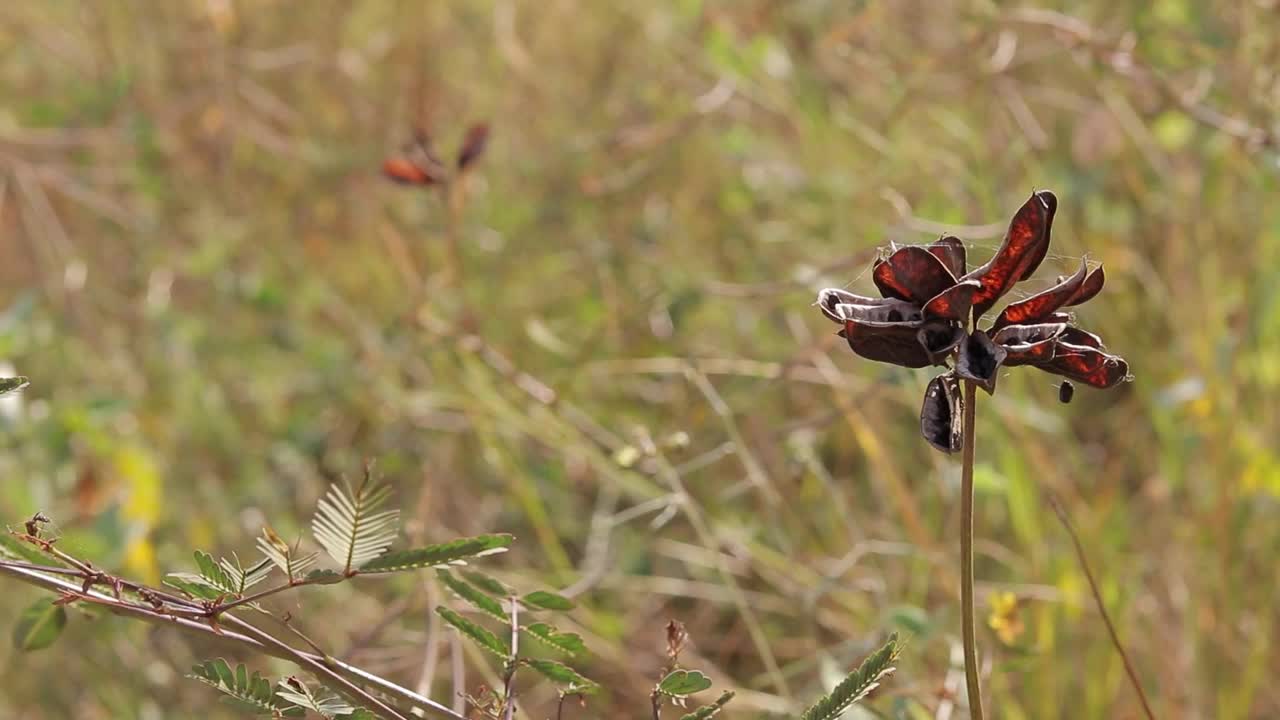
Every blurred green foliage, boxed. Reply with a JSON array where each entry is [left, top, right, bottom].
[[1, 1, 1278, 718]]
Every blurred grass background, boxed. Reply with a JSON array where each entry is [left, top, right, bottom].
[[2, 1, 1279, 718]]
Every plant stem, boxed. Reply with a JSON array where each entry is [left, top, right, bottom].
[[501, 595, 520, 719], [960, 379, 985, 720], [219, 614, 412, 720], [441, 180, 476, 332], [0, 560, 466, 720], [1047, 494, 1156, 720], [211, 578, 313, 615]]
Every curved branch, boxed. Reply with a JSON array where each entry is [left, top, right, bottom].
[[0, 560, 466, 720]]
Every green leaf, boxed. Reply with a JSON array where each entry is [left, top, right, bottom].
[[257, 526, 318, 581], [220, 553, 273, 594], [521, 590, 575, 611], [312, 473, 399, 574], [523, 658, 599, 694], [437, 569, 508, 621], [679, 690, 736, 720], [0, 376, 29, 395], [12, 598, 67, 651], [214, 658, 235, 689], [461, 569, 511, 596], [305, 568, 345, 585], [523, 622, 587, 656], [188, 658, 304, 717], [658, 669, 713, 697], [275, 678, 357, 718], [0, 533, 60, 565], [357, 534, 513, 574], [435, 606, 510, 657], [163, 573, 225, 600], [165, 552, 273, 603], [800, 633, 900, 720], [194, 550, 237, 592]]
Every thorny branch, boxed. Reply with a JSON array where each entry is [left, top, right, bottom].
[[0, 525, 467, 720]]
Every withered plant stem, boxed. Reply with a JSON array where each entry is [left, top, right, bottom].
[[1048, 494, 1157, 720], [442, 180, 476, 332], [960, 378, 985, 720]]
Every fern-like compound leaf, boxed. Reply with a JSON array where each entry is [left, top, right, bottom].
[[436, 569, 508, 621], [436, 606, 510, 658], [275, 678, 362, 718], [679, 690, 736, 720], [460, 569, 511, 596], [522, 622, 587, 656], [521, 590, 575, 611], [523, 658, 599, 695], [220, 553, 273, 594], [357, 533, 513, 574], [799, 633, 899, 720], [165, 551, 272, 602], [257, 526, 318, 581], [188, 658, 304, 717], [311, 476, 399, 574], [194, 550, 237, 592]]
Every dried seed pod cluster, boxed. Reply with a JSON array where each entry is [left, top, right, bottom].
[[817, 191, 1130, 452], [383, 123, 490, 186]]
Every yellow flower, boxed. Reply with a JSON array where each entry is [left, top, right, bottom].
[[987, 591, 1025, 646]]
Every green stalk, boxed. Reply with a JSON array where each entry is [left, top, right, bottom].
[[960, 378, 985, 719]]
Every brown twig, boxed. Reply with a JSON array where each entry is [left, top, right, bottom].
[[0, 558, 82, 576], [1047, 493, 1157, 720], [0, 559, 467, 720], [209, 576, 319, 615], [276, 612, 335, 660], [217, 613, 412, 720], [500, 595, 520, 719], [450, 633, 466, 716]]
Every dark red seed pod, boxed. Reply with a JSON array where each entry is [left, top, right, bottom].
[[382, 157, 439, 185], [457, 123, 490, 170]]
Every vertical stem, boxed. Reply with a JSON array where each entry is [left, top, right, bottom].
[[960, 379, 985, 720], [442, 180, 476, 332], [443, 182, 464, 283], [1047, 495, 1156, 720], [501, 597, 520, 719], [450, 633, 466, 716], [416, 579, 442, 698]]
